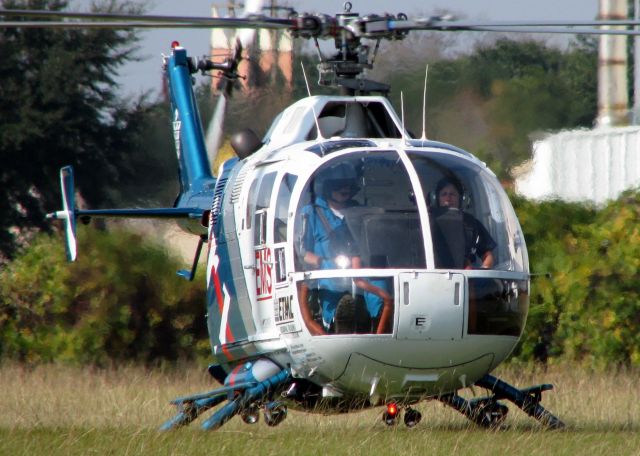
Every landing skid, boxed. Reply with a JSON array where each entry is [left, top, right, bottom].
[[160, 369, 290, 431], [439, 374, 565, 429]]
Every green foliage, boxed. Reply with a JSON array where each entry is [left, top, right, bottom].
[[0, 228, 209, 365], [116, 100, 181, 206], [513, 191, 640, 368], [381, 37, 597, 179], [472, 38, 597, 173], [0, 0, 150, 259]]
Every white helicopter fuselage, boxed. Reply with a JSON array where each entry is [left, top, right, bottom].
[[204, 94, 530, 406]]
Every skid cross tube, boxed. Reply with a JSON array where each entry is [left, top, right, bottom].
[[439, 374, 564, 429], [160, 368, 291, 431], [159, 393, 228, 430], [201, 368, 291, 430], [476, 374, 564, 428], [438, 392, 509, 427], [160, 380, 262, 430]]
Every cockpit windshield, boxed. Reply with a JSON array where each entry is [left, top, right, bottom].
[[295, 151, 425, 271], [294, 149, 527, 273], [292, 149, 527, 336], [294, 150, 419, 335], [407, 151, 528, 273]]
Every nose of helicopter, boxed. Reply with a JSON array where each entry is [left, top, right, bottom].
[[395, 271, 465, 341], [301, 271, 529, 400]]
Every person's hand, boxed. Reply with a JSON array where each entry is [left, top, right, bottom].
[[308, 321, 326, 336], [305, 253, 323, 269]]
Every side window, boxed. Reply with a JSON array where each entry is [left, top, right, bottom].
[[274, 174, 298, 243], [253, 172, 277, 245], [246, 179, 258, 230]]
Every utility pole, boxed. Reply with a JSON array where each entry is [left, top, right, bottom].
[[634, 0, 640, 123], [597, 0, 629, 127]]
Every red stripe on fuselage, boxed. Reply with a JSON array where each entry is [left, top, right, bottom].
[[209, 259, 235, 360], [226, 363, 245, 387]]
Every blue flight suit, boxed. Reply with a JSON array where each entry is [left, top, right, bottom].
[[363, 278, 387, 319], [301, 197, 357, 329]]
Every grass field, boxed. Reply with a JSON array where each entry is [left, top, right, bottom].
[[0, 363, 638, 455]]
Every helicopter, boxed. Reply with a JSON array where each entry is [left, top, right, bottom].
[[3, 1, 639, 431]]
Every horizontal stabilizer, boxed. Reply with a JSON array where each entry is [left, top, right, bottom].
[[46, 166, 207, 261], [64, 207, 204, 220]]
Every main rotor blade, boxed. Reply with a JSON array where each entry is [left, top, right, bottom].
[[6, 8, 640, 37], [384, 18, 640, 35], [458, 26, 640, 36], [0, 21, 237, 29], [0, 8, 289, 25], [422, 19, 640, 28], [0, 9, 291, 29]]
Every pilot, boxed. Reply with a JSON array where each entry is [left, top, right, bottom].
[[298, 162, 392, 335], [431, 177, 495, 269], [300, 163, 360, 270]]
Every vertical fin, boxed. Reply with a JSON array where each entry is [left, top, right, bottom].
[[166, 46, 213, 194]]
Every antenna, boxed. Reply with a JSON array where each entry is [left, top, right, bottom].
[[421, 64, 429, 140], [401, 91, 407, 145], [301, 62, 313, 97], [301, 62, 325, 141]]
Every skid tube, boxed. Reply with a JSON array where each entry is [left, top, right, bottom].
[[439, 373, 565, 429], [160, 368, 291, 431]]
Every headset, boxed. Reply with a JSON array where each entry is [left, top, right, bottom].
[[314, 162, 361, 200], [429, 176, 471, 210]]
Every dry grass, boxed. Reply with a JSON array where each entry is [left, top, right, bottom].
[[0, 363, 638, 455]]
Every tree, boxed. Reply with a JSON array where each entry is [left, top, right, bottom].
[[0, 229, 209, 365], [466, 38, 598, 174], [0, 0, 149, 260], [376, 37, 598, 178], [512, 191, 640, 368]]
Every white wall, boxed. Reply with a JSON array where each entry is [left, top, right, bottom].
[[515, 126, 640, 205]]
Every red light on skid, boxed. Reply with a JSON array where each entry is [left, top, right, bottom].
[[382, 402, 399, 426], [171, 40, 181, 49]]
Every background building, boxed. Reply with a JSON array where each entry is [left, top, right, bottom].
[[516, 0, 640, 204], [210, 1, 295, 93]]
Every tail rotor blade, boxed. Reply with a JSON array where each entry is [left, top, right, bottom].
[[61, 166, 77, 261], [46, 166, 78, 261], [206, 93, 228, 167], [205, 0, 265, 169]]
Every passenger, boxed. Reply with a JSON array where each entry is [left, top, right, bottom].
[[432, 178, 495, 269], [298, 163, 392, 334]]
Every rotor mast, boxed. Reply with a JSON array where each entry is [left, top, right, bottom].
[[306, 2, 407, 95]]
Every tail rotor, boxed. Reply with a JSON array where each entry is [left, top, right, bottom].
[[46, 166, 77, 262], [204, 0, 264, 169]]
